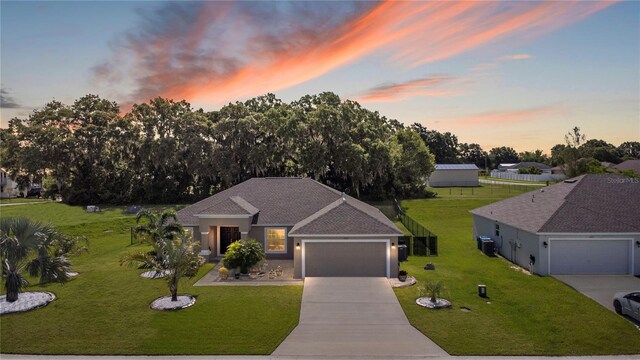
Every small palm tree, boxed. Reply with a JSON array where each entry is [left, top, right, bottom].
[[134, 208, 183, 245], [420, 280, 445, 303], [1, 217, 78, 302], [121, 232, 202, 302]]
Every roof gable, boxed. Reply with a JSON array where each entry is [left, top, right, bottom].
[[289, 196, 402, 236]]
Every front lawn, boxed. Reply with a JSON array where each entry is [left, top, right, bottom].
[[1, 203, 302, 355], [395, 188, 640, 355]]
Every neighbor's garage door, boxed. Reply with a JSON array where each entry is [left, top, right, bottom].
[[304, 241, 387, 277], [550, 239, 630, 275]]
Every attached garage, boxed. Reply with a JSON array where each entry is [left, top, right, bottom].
[[302, 240, 390, 278], [549, 238, 632, 275]]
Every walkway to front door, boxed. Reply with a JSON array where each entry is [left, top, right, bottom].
[[272, 277, 449, 357]]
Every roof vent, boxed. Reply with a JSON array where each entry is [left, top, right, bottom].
[[564, 179, 577, 183], [341, 192, 346, 201]]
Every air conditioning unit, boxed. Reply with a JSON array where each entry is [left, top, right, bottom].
[[481, 239, 495, 256]]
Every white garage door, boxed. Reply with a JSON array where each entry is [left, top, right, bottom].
[[550, 239, 630, 275], [303, 240, 389, 278]]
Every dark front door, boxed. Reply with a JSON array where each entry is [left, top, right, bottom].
[[219, 226, 241, 255]]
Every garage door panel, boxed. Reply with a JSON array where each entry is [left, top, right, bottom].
[[550, 239, 629, 275], [305, 242, 387, 277]]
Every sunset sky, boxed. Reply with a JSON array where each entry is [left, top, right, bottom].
[[1, 1, 638, 152]]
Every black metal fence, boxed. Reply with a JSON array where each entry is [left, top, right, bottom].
[[394, 198, 438, 256]]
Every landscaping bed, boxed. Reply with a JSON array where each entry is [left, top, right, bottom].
[[0, 203, 302, 355]]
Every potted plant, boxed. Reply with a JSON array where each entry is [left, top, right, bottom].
[[218, 266, 229, 280], [398, 270, 408, 282]]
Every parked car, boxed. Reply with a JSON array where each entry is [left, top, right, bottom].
[[26, 187, 42, 198], [613, 291, 640, 321]]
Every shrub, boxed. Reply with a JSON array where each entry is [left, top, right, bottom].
[[222, 238, 265, 274]]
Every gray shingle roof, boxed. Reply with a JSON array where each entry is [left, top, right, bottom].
[[435, 164, 479, 170], [177, 178, 401, 236], [614, 160, 640, 174], [178, 178, 342, 226], [197, 196, 259, 216], [289, 196, 402, 236], [470, 174, 640, 233]]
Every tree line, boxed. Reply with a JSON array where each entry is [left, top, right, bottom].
[[2, 92, 638, 205], [410, 123, 640, 170], [1, 92, 434, 204]]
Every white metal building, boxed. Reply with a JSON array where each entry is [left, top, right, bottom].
[[428, 164, 479, 187]]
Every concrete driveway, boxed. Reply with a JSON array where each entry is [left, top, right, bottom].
[[554, 275, 640, 312], [273, 277, 448, 357]]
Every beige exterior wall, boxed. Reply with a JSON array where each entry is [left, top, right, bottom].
[[292, 236, 399, 279], [248, 226, 294, 260], [196, 217, 252, 257]]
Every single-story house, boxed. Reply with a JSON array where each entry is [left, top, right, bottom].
[[428, 164, 479, 187], [499, 162, 552, 174], [177, 177, 402, 279], [0, 168, 19, 199], [470, 174, 640, 276], [613, 159, 640, 175]]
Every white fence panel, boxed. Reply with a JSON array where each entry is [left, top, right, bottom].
[[490, 171, 566, 182]]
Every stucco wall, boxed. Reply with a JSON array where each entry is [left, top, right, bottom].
[[429, 169, 479, 187], [248, 226, 294, 260], [472, 215, 542, 273], [196, 217, 252, 257]]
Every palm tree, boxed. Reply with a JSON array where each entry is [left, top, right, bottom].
[[1, 217, 76, 302], [121, 232, 202, 302], [134, 208, 183, 245]]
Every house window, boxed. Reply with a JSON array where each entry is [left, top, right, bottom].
[[265, 227, 287, 253], [495, 223, 500, 237]]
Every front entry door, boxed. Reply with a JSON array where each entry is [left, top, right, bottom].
[[219, 227, 241, 255]]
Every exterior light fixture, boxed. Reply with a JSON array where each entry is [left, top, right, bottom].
[[296, 243, 301, 250], [543, 241, 548, 248], [391, 242, 396, 249], [636, 240, 640, 248]]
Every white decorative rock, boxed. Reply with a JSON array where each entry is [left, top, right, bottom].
[[150, 295, 196, 311], [416, 297, 452, 309], [0, 291, 56, 315], [140, 269, 173, 279]]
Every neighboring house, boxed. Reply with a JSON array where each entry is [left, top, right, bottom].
[[613, 159, 640, 175], [177, 177, 402, 279], [499, 162, 552, 174], [470, 174, 640, 276], [0, 169, 19, 199], [428, 164, 479, 187]]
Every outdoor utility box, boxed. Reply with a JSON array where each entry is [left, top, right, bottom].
[[481, 239, 495, 256], [477, 236, 492, 250], [478, 284, 487, 298], [398, 245, 408, 262]]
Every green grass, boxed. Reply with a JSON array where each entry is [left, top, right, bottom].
[[1, 203, 302, 355], [393, 220, 412, 236], [0, 198, 51, 204], [395, 190, 640, 355]]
